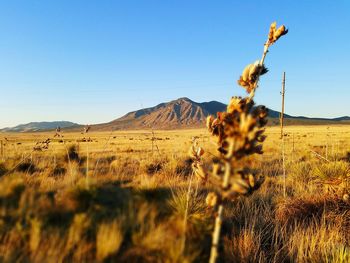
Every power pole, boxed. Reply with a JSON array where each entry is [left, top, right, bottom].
[[1, 140, 3, 161], [280, 72, 286, 197], [280, 72, 286, 139]]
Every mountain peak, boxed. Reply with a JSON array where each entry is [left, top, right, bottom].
[[108, 98, 226, 129], [175, 97, 193, 102], [169, 97, 194, 105]]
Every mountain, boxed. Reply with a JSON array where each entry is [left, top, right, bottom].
[[113, 97, 226, 128], [92, 97, 350, 130], [0, 121, 80, 132], [2, 98, 349, 132], [332, 116, 350, 121], [93, 97, 223, 130]]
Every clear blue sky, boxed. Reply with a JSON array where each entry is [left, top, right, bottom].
[[0, 0, 349, 128]]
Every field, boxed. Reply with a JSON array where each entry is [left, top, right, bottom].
[[0, 125, 349, 262]]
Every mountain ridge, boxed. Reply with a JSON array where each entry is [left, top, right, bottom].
[[1, 98, 349, 132], [93, 97, 350, 130], [0, 121, 80, 132]]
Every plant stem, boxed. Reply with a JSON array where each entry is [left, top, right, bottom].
[[248, 42, 270, 101], [86, 142, 89, 188], [209, 161, 231, 263], [209, 205, 223, 263], [181, 171, 194, 256]]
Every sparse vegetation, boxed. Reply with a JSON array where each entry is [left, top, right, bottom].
[[0, 125, 349, 262]]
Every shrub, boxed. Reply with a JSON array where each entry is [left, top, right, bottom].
[[145, 162, 163, 175], [16, 162, 36, 174], [275, 195, 350, 227], [0, 163, 7, 177], [65, 145, 81, 163], [51, 165, 67, 177], [175, 158, 193, 177], [311, 161, 349, 180]]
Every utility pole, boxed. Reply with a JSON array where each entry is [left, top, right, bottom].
[[280, 72, 286, 139], [1, 140, 3, 161], [280, 72, 286, 198]]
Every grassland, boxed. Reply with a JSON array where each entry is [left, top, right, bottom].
[[0, 125, 349, 262]]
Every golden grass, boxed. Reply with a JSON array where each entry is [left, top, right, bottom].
[[0, 125, 349, 262]]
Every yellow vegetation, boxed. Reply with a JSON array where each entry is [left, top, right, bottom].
[[0, 125, 349, 262]]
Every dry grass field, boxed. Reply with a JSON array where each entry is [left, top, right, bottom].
[[0, 125, 349, 262]]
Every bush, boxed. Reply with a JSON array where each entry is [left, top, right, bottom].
[[311, 161, 349, 180], [16, 162, 36, 174], [50, 165, 67, 177], [275, 195, 350, 227], [0, 163, 7, 177], [175, 158, 193, 177], [146, 162, 163, 175], [65, 145, 82, 163]]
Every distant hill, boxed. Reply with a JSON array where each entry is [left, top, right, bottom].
[[91, 97, 350, 130], [0, 121, 80, 132], [2, 98, 349, 132], [332, 116, 350, 121]]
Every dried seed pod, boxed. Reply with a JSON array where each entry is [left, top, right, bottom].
[[230, 181, 249, 195], [248, 174, 256, 188], [206, 192, 219, 207], [268, 21, 288, 45], [188, 146, 197, 159], [197, 147, 204, 157], [237, 76, 250, 91], [242, 63, 253, 82], [274, 25, 288, 42], [248, 61, 260, 80], [238, 61, 268, 94], [252, 175, 265, 191], [206, 115, 214, 130], [193, 163, 207, 181], [268, 21, 277, 44], [212, 163, 223, 177], [227, 96, 243, 113]]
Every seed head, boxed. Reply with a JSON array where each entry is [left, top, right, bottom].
[[227, 97, 244, 114], [206, 116, 213, 128], [206, 192, 219, 207], [268, 21, 288, 46], [238, 61, 268, 93]]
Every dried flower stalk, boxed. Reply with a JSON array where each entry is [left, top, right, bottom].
[[190, 22, 288, 263], [33, 138, 51, 151]]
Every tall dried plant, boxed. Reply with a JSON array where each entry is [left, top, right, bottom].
[[83, 125, 91, 187], [190, 22, 288, 263]]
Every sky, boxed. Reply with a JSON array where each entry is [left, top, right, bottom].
[[0, 0, 349, 128]]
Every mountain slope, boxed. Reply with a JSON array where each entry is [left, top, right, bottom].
[[0, 121, 80, 132], [93, 97, 349, 130], [91, 98, 221, 130], [110, 97, 226, 129], [2, 98, 349, 132]]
